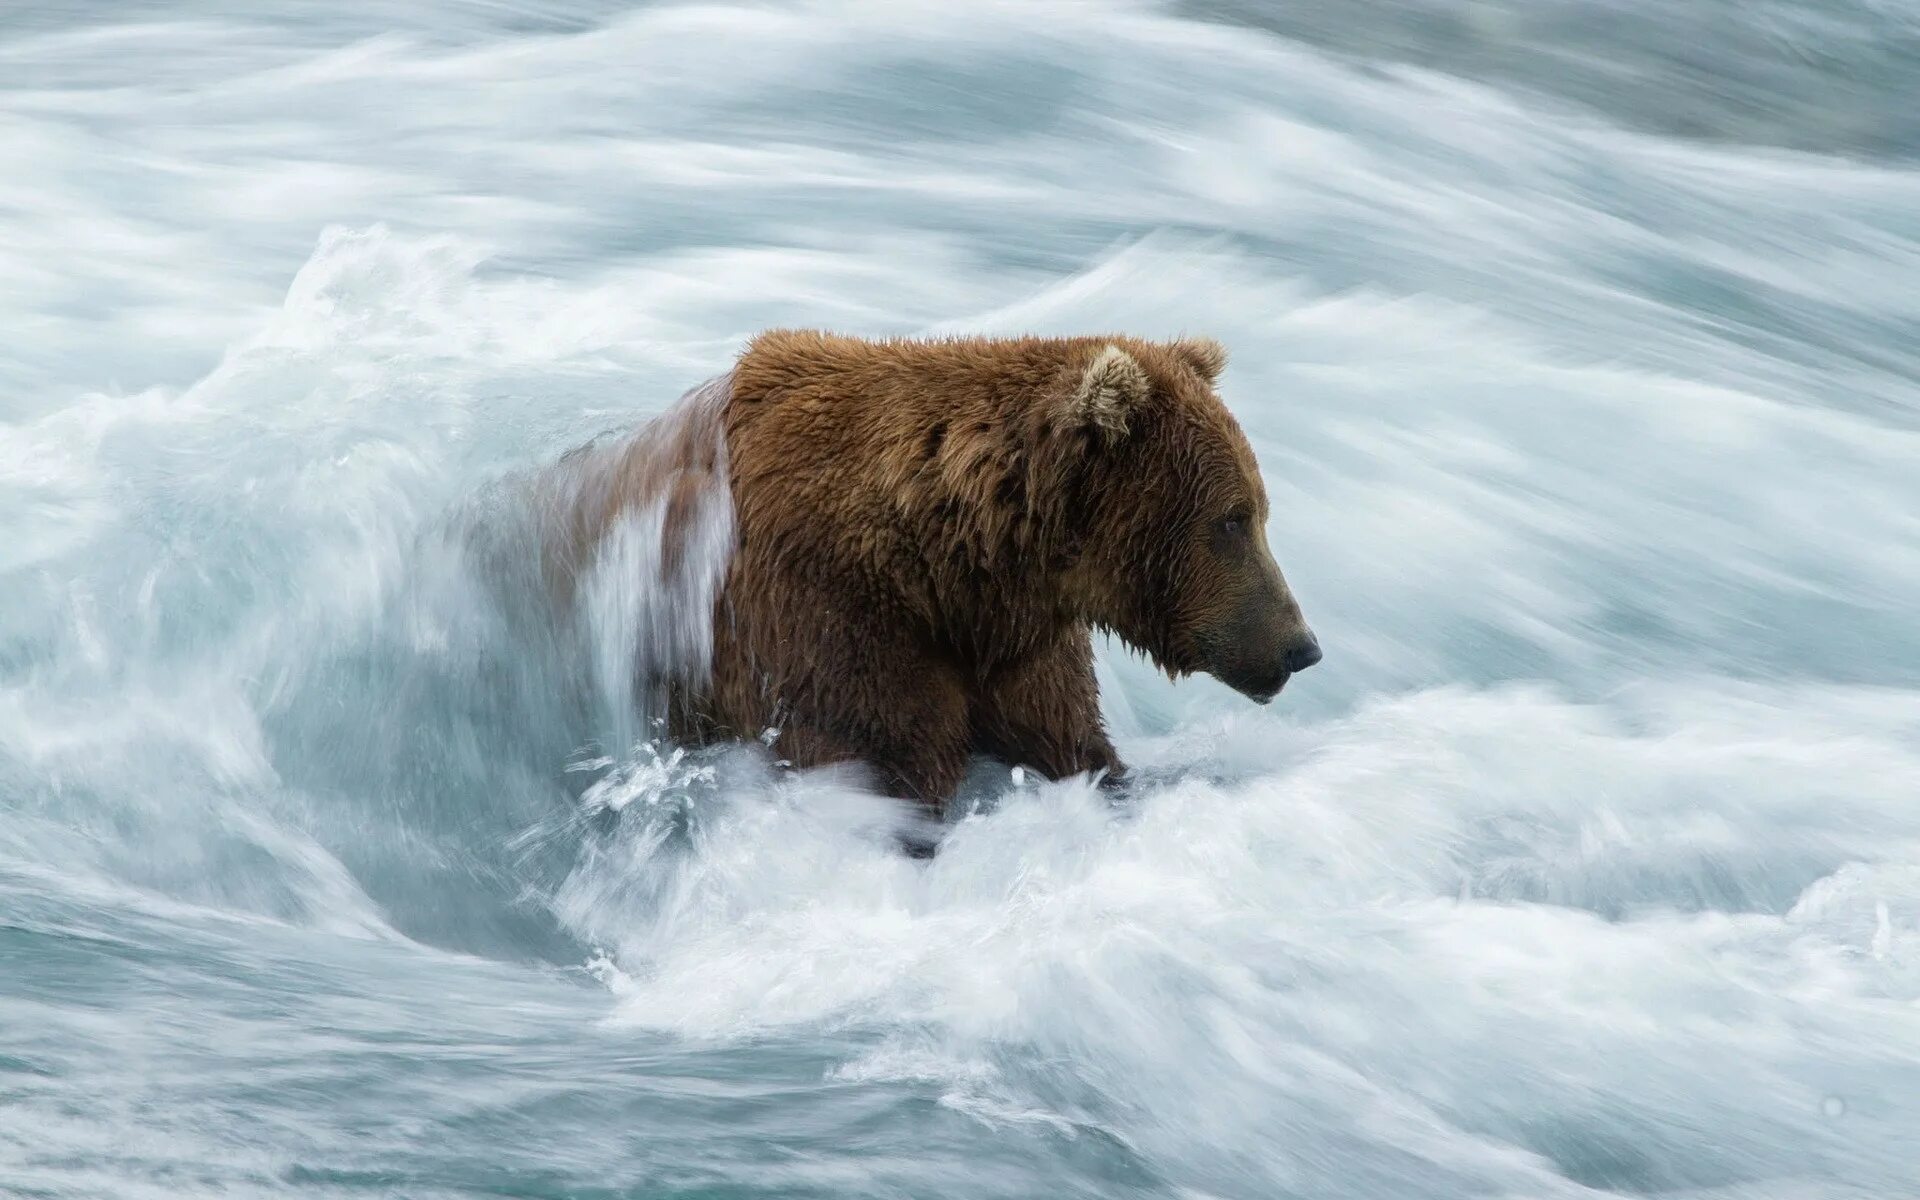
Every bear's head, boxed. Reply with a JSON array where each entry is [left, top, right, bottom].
[[1054, 337, 1319, 702]]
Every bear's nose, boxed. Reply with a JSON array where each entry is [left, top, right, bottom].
[[1285, 634, 1322, 673]]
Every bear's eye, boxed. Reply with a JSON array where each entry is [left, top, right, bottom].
[[1217, 514, 1247, 537]]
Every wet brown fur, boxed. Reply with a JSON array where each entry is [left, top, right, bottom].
[[666, 330, 1307, 812]]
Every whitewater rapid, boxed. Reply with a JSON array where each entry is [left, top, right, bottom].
[[4, 2, 1919, 1197]]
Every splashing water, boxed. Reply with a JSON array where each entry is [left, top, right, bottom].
[[504, 370, 735, 752], [4, 2, 1920, 1197]]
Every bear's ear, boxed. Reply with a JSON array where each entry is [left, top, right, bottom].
[[1169, 336, 1228, 383], [1062, 344, 1151, 444]]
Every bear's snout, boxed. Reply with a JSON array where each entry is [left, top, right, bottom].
[[1212, 630, 1318, 704], [1245, 631, 1322, 702], [1285, 632, 1323, 673], [1196, 544, 1319, 700], [1203, 548, 1318, 704]]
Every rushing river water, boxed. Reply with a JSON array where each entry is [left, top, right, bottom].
[[4, 2, 1920, 1196]]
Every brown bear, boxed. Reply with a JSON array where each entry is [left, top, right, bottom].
[[544, 331, 1319, 820]]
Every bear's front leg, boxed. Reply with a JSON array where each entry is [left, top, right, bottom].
[[775, 719, 971, 817], [708, 566, 974, 823], [970, 626, 1124, 787]]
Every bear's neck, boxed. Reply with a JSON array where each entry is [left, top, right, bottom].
[[905, 506, 1084, 673]]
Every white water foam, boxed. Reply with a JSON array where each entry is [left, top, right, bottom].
[[556, 682, 1920, 1195]]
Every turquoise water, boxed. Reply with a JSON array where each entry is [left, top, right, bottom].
[[4, 2, 1919, 1196]]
